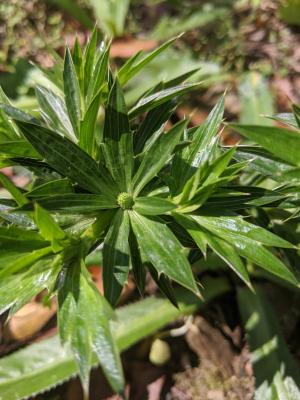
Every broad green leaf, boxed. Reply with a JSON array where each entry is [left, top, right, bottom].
[[103, 210, 130, 306], [231, 124, 300, 166], [119, 36, 179, 86], [0, 257, 60, 315], [21, 194, 117, 213], [103, 78, 133, 191], [132, 120, 187, 196], [63, 48, 81, 137], [0, 276, 230, 400], [238, 286, 300, 400], [130, 211, 198, 295], [129, 82, 201, 119], [35, 85, 75, 140], [0, 172, 28, 206], [14, 120, 117, 196], [133, 196, 176, 215], [79, 90, 101, 156], [58, 261, 124, 394]]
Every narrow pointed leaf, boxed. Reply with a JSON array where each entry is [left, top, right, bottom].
[[0, 172, 28, 206], [14, 120, 116, 195], [58, 262, 124, 393], [21, 194, 117, 213], [87, 43, 110, 102], [132, 119, 187, 196], [63, 48, 81, 137], [193, 215, 294, 249], [0, 277, 230, 400], [26, 179, 74, 198], [79, 90, 101, 155], [83, 27, 98, 96], [231, 124, 300, 167], [72, 36, 83, 84], [0, 140, 40, 159], [103, 210, 130, 306], [129, 83, 201, 119], [0, 257, 60, 315], [174, 213, 250, 285], [0, 247, 53, 279], [36, 85, 75, 140], [129, 228, 145, 295], [103, 78, 133, 191], [134, 100, 176, 154], [133, 196, 176, 215], [130, 211, 198, 295], [34, 203, 66, 243], [148, 264, 178, 307], [171, 95, 224, 192], [192, 215, 298, 286]]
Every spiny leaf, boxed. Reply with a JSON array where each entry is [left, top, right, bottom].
[[130, 211, 199, 295], [103, 78, 133, 191], [79, 90, 101, 156], [35, 85, 75, 140], [174, 213, 251, 287], [231, 124, 300, 167], [129, 82, 201, 119], [14, 120, 116, 196], [58, 261, 124, 394], [63, 48, 81, 137], [0, 277, 230, 400], [103, 210, 130, 306], [132, 119, 187, 196]]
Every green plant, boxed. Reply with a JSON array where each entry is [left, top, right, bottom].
[[0, 276, 229, 400], [0, 32, 299, 396], [279, 0, 300, 26], [238, 286, 300, 399]]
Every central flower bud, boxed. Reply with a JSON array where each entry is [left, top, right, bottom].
[[117, 192, 134, 210]]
